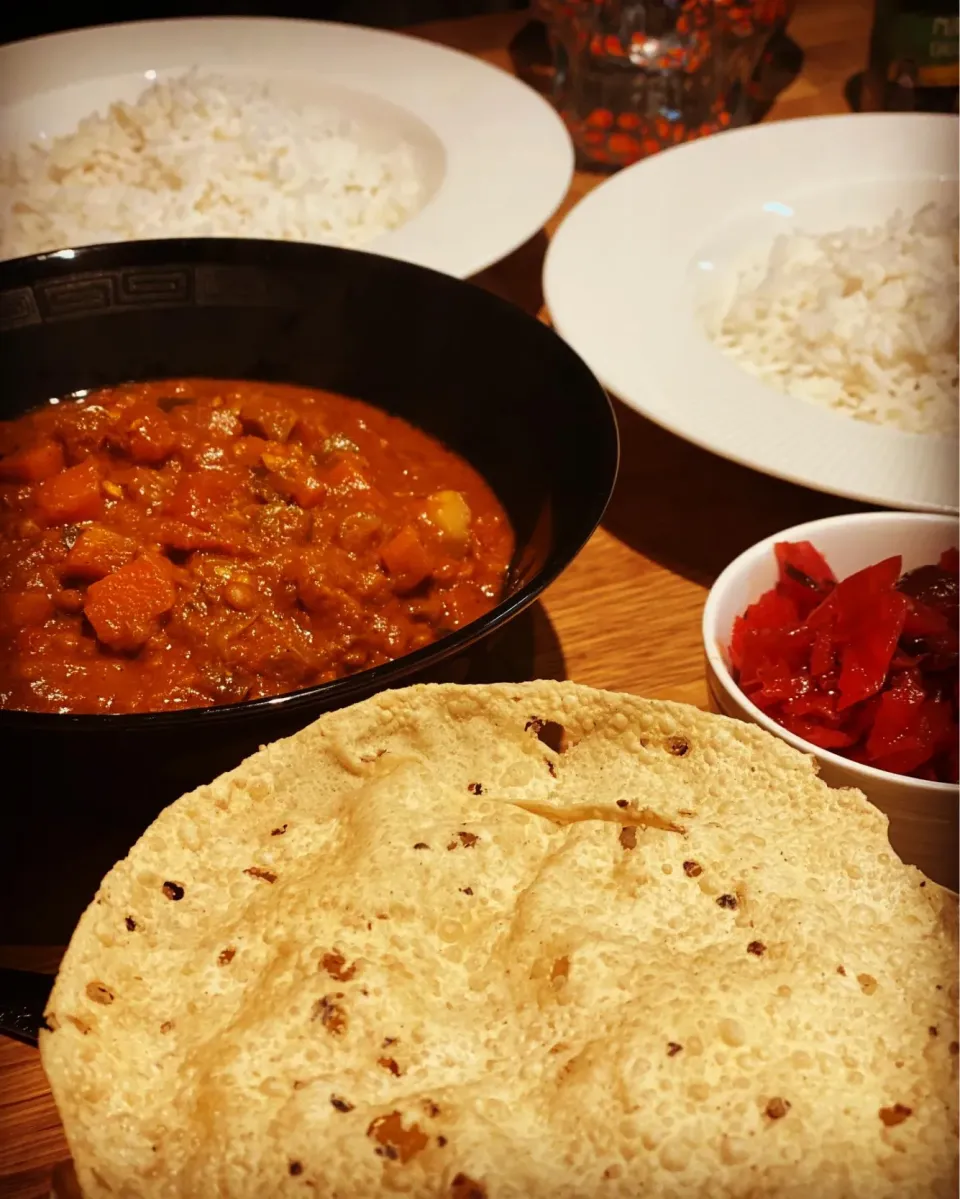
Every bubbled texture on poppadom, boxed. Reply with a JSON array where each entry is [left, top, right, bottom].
[[40, 683, 958, 1198]]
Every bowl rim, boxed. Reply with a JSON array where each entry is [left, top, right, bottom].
[[0, 237, 620, 731], [703, 510, 959, 794], [0, 15, 576, 282], [543, 111, 960, 515]]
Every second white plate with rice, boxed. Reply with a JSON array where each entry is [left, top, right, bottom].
[[543, 113, 959, 512], [0, 17, 574, 278]]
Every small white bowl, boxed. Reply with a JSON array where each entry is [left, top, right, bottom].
[[703, 511, 959, 888]]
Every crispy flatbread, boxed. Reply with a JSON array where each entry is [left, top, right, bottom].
[[41, 683, 958, 1197]]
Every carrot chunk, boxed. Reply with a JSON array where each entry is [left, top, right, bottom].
[[166, 469, 243, 524], [0, 440, 65, 483], [128, 410, 176, 464], [35, 460, 102, 523], [146, 517, 250, 555], [381, 525, 433, 592], [324, 458, 369, 492], [239, 396, 298, 442], [231, 436, 271, 468], [262, 452, 326, 508], [65, 525, 139, 580], [3, 590, 55, 627], [84, 555, 176, 652]]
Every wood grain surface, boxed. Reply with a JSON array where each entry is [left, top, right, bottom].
[[0, 3, 879, 1194]]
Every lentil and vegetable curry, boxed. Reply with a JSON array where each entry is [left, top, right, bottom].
[[0, 379, 513, 714]]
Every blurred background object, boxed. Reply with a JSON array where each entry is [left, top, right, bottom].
[[858, 0, 958, 112], [521, 1, 799, 169], [1, 0, 528, 45]]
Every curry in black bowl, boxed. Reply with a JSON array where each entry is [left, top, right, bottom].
[[0, 237, 617, 939], [0, 377, 515, 714]]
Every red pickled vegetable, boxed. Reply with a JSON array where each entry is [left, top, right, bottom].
[[902, 596, 951, 638], [836, 593, 908, 710], [774, 540, 835, 615], [728, 541, 959, 783], [730, 589, 799, 672]]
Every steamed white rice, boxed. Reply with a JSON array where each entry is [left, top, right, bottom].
[[710, 203, 959, 435], [0, 71, 424, 260]]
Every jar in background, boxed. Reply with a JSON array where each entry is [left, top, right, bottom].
[[860, 1, 959, 113], [546, 0, 794, 169]]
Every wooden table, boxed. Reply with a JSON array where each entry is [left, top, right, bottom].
[[0, 3, 875, 1194]]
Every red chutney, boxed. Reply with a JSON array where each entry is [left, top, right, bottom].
[[0, 379, 514, 714], [729, 541, 959, 783]]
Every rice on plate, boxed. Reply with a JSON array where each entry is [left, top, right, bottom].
[[708, 203, 959, 437], [0, 71, 425, 260]]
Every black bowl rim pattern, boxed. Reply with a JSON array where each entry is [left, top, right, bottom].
[[0, 238, 619, 732]]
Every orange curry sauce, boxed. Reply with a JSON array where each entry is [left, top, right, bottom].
[[0, 379, 514, 714]]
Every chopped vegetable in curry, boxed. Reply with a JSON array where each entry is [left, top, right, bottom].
[[0, 379, 514, 713]]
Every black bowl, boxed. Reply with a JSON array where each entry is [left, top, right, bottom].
[[0, 238, 617, 940]]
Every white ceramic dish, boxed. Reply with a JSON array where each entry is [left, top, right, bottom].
[[543, 113, 959, 513], [0, 17, 574, 279], [703, 511, 959, 888]]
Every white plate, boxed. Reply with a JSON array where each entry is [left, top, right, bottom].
[[543, 113, 959, 513], [0, 17, 574, 278]]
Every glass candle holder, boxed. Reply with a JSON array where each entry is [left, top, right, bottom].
[[546, 0, 794, 169]]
